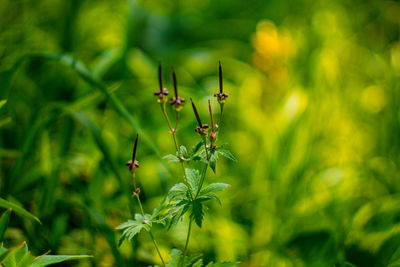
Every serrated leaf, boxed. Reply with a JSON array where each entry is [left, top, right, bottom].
[[168, 183, 190, 201], [192, 155, 208, 164], [166, 249, 182, 267], [185, 168, 200, 194], [134, 213, 144, 221], [183, 253, 203, 267], [216, 149, 237, 162], [116, 219, 149, 246], [163, 154, 180, 164], [30, 255, 92, 267], [198, 193, 222, 205], [165, 248, 202, 267], [191, 200, 204, 228], [180, 146, 189, 158], [167, 200, 191, 229], [189, 140, 204, 157], [193, 259, 204, 267], [0, 209, 11, 243], [200, 183, 230, 196], [0, 198, 40, 223]]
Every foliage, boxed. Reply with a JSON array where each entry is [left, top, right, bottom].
[[0, 242, 90, 267], [1, 0, 400, 266]]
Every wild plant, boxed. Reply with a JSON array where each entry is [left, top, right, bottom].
[[117, 62, 238, 266]]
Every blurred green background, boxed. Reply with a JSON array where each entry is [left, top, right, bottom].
[[1, 0, 400, 266]]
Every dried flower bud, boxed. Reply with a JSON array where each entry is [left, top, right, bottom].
[[154, 88, 169, 103], [125, 160, 140, 171], [154, 62, 169, 103], [214, 61, 229, 104], [126, 134, 140, 172], [169, 68, 186, 111], [191, 99, 209, 136]]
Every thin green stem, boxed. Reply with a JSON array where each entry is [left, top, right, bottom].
[[181, 217, 193, 265], [175, 110, 179, 131], [218, 103, 224, 133], [160, 103, 179, 152], [160, 103, 192, 195], [132, 173, 166, 267], [149, 231, 165, 267]]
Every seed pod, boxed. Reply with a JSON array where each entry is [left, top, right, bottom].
[[126, 134, 140, 172], [154, 62, 169, 103], [191, 99, 209, 136], [169, 68, 186, 111], [214, 61, 229, 104]]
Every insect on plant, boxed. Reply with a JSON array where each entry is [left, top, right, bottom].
[[117, 61, 238, 267]]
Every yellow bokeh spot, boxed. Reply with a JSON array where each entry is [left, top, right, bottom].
[[361, 85, 387, 113]]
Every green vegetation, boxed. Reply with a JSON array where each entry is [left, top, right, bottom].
[[1, 0, 400, 266]]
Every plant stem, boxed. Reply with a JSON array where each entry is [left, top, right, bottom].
[[181, 217, 193, 264], [160, 103, 179, 152], [218, 103, 224, 133], [160, 103, 193, 198], [132, 173, 166, 267]]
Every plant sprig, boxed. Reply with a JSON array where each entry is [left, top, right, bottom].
[[117, 61, 238, 266]]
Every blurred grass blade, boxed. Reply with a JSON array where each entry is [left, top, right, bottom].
[[31, 255, 92, 267], [73, 112, 123, 184], [87, 208, 125, 267], [0, 198, 40, 223], [0, 56, 27, 99], [0, 209, 11, 242], [33, 52, 162, 159], [1, 53, 162, 161]]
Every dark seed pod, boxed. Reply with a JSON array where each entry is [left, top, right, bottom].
[[169, 68, 186, 111], [214, 61, 229, 104], [154, 62, 169, 103], [126, 134, 140, 172]]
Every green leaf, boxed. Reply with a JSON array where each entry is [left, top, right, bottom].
[[200, 183, 230, 195], [198, 183, 230, 205], [163, 154, 180, 164], [0, 209, 11, 243], [185, 168, 201, 194], [166, 249, 182, 267], [189, 140, 204, 157], [168, 183, 190, 201], [193, 259, 204, 267], [198, 193, 222, 205], [116, 219, 150, 246], [191, 200, 204, 228], [30, 255, 92, 267], [165, 249, 202, 267], [167, 200, 191, 229], [216, 149, 237, 162], [0, 198, 40, 223], [180, 146, 189, 158], [1, 242, 30, 267], [209, 153, 219, 173]]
